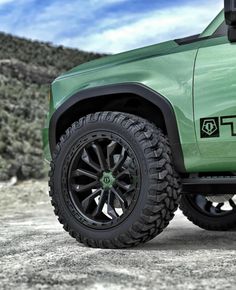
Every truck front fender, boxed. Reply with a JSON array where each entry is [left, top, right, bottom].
[[49, 83, 186, 173]]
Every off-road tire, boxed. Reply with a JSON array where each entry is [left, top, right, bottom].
[[180, 194, 236, 231], [49, 112, 180, 248]]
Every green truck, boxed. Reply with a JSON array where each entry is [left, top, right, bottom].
[[43, 1, 236, 248]]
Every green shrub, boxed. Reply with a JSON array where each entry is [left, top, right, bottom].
[[0, 33, 104, 180]]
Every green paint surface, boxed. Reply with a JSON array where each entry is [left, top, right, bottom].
[[100, 172, 116, 190], [44, 10, 236, 172]]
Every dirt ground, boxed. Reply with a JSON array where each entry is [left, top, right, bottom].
[[0, 180, 236, 290]]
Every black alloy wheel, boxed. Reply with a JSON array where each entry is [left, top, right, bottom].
[[67, 135, 140, 229], [193, 194, 236, 216], [180, 193, 236, 231]]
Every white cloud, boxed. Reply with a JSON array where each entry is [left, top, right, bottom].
[[0, 0, 128, 43], [61, 1, 223, 53], [0, 0, 14, 5], [0, 0, 224, 53]]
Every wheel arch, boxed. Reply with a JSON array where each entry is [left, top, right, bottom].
[[49, 83, 186, 172]]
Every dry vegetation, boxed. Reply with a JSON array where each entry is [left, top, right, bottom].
[[0, 33, 104, 180]]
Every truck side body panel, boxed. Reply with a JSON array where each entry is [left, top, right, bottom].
[[48, 44, 199, 171], [44, 10, 236, 173], [194, 36, 236, 171]]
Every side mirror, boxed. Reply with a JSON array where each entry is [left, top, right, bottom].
[[225, 0, 236, 42]]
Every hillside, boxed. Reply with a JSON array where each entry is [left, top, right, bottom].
[[0, 33, 105, 180]]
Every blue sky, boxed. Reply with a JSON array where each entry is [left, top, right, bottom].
[[0, 0, 223, 53]]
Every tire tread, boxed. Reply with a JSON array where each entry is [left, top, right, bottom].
[[49, 111, 180, 248]]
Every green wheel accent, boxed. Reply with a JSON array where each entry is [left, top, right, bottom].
[[100, 171, 116, 190]]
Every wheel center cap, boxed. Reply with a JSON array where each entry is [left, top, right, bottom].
[[100, 172, 115, 189]]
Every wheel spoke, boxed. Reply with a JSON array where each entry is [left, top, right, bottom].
[[81, 148, 101, 172], [205, 200, 213, 212], [107, 141, 117, 169], [107, 190, 119, 219], [71, 169, 98, 180], [116, 170, 130, 179], [92, 190, 106, 217], [216, 203, 224, 211], [119, 198, 126, 212], [72, 180, 98, 193], [82, 189, 102, 211], [196, 195, 208, 209], [229, 198, 236, 209], [92, 143, 107, 171], [111, 187, 128, 208], [116, 180, 134, 192], [111, 147, 128, 173]]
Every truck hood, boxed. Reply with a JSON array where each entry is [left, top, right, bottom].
[[57, 40, 179, 80]]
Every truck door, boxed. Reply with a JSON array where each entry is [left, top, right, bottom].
[[194, 25, 236, 171]]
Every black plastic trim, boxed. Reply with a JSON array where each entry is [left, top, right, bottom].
[[228, 25, 236, 42], [175, 34, 201, 45], [49, 83, 186, 173], [175, 22, 227, 46], [213, 21, 228, 37], [175, 35, 222, 46], [182, 177, 236, 195]]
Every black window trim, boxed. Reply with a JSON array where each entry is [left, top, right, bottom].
[[175, 21, 227, 46]]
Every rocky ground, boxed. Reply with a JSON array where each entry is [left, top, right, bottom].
[[0, 180, 236, 290]]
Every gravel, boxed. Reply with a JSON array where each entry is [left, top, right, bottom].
[[1, 180, 236, 290]]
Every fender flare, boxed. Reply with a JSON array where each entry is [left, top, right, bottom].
[[49, 83, 186, 173]]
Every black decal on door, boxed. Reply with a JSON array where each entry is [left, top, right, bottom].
[[221, 116, 236, 136], [200, 117, 220, 138]]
